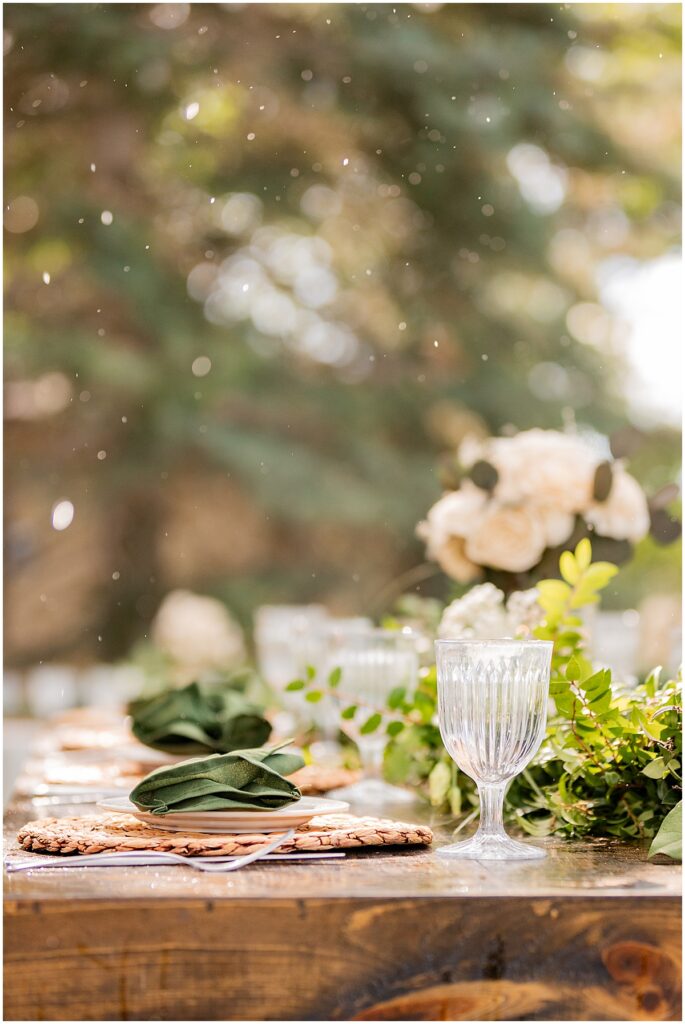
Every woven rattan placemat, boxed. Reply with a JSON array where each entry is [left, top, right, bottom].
[[289, 765, 362, 794], [16, 761, 363, 796], [17, 812, 433, 857]]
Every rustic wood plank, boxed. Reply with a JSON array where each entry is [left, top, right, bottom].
[[4, 778, 682, 1020], [4, 895, 681, 1020]]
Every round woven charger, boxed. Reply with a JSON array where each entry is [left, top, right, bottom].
[[17, 812, 433, 857], [289, 764, 362, 794]]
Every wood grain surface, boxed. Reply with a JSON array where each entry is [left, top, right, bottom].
[[3, 706, 682, 1022], [4, 791, 681, 1022]]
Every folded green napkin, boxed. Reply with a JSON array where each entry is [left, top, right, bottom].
[[129, 745, 305, 814], [129, 680, 272, 756]]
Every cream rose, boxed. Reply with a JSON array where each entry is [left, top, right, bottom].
[[152, 590, 246, 683], [533, 504, 575, 548], [465, 504, 547, 572], [434, 536, 483, 584], [585, 464, 650, 542], [416, 481, 487, 551], [487, 429, 597, 513]]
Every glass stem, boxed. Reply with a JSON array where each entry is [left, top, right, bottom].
[[476, 782, 507, 839], [359, 738, 383, 780]]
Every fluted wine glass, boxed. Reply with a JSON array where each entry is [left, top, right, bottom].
[[329, 628, 419, 806], [435, 638, 553, 860], [254, 604, 329, 733]]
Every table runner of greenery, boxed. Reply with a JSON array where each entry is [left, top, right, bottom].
[[289, 541, 682, 859]]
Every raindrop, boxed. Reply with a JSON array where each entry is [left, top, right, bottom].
[[51, 500, 74, 531], [101, 210, 113, 225], [191, 356, 212, 377], [184, 101, 200, 120], [42, 272, 51, 284], [4, 195, 39, 233]]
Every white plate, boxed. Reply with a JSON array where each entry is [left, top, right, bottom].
[[98, 795, 349, 833]]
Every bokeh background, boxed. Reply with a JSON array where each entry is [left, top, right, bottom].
[[4, 2, 681, 693]]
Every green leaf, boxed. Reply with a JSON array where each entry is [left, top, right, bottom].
[[387, 686, 406, 710], [636, 710, 665, 741], [414, 690, 435, 723], [648, 802, 682, 861], [559, 550, 580, 585], [642, 756, 667, 779], [305, 690, 323, 703], [575, 538, 592, 570], [537, 579, 571, 613], [305, 665, 317, 681], [428, 760, 451, 806], [327, 666, 342, 688], [566, 657, 582, 681], [285, 679, 305, 692], [579, 669, 609, 695], [341, 705, 357, 720], [360, 712, 382, 735], [449, 785, 462, 817], [386, 720, 405, 737], [569, 561, 619, 609]]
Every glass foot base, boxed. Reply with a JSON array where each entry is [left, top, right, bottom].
[[437, 832, 546, 861], [328, 778, 417, 807]]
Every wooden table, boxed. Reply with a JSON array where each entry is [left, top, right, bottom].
[[4, 791, 681, 1022]]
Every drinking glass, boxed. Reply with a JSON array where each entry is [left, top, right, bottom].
[[329, 629, 419, 806], [435, 638, 553, 860], [254, 604, 329, 733], [308, 617, 374, 762]]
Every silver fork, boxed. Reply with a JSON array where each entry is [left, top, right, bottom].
[[7, 828, 298, 873]]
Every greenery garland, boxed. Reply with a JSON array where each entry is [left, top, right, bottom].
[[289, 540, 682, 860]]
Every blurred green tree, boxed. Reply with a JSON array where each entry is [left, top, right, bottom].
[[4, 3, 680, 662]]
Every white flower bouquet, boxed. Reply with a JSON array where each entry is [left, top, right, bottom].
[[152, 589, 247, 685], [417, 428, 656, 590]]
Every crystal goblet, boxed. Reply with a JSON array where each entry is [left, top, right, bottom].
[[435, 638, 553, 860], [254, 604, 329, 734], [329, 629, 419, 806]]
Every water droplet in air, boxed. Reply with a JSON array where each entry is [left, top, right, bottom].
[[191, 356, 212, 377], [51, 500, 74, 531]]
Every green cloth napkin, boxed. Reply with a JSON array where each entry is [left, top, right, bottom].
[[129, 680, 272, 756], [129, 745, 305, 814]]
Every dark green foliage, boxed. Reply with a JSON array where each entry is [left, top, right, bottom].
[[295, 542, 682, 859]]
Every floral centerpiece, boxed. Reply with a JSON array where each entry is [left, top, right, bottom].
[[151, 589, 247, 685], [128, 589, 254, 698], [417, 428, 653, 590], [283, 427, 681, 859]]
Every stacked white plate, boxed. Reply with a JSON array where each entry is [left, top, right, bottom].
[[98, 795, 349, 834]]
